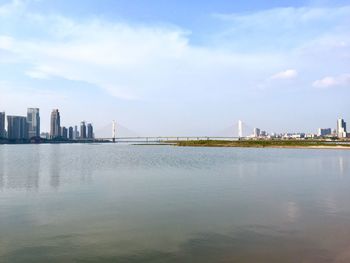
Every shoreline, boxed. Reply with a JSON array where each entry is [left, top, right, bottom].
[[171, 140, 350, 150]]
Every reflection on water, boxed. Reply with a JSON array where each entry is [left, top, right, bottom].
[[339, 156, 343, 174], [49, 145, 61, 189], [0, 145, 41, 190], [286, 201, 299, 223], [0, 144, 350, 262], [0, 147, 4, 190]]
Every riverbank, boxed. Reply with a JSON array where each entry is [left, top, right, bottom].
[[173, 140, 350, 149], [0, 139, 111, 145]]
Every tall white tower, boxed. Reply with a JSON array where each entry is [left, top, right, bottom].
[[238, 120, 243, 138], [112, 120, 117, 140]]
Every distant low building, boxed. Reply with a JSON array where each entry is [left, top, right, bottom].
[[283, 133, 305, 139], [317, 128, 332, 137], [253, 128, 260, 138], [40, 132, 50, 139], [260, 131, 267, 137], [306, 133, 316, 138]]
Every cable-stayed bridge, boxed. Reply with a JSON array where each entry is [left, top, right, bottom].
[[94, 120, 253, 143]]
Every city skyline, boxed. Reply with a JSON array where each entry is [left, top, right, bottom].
[[0, 107, 95, 141], [0, 106, 348, 139], [0, 0, 350, 135]]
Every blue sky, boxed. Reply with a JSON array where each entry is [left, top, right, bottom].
[[0, 0, 350, 136]]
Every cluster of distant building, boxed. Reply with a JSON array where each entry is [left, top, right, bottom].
[[0, 108, 94, 142], [250, 118, 349, 139], [1, 108, 349, 143]]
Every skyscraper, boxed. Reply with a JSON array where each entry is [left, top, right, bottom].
[[7, 116, 28, 140], [0, 112, 5, 138], [27, 108, 40, 139], [80, 121, 87, 139], [61, 126, 68, 140], [87, 123, 93, 139], [337, 118, 347, 138], [68, 126, 74, 140], [50, 109, 61, 139]]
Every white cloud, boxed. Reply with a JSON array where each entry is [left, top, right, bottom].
[[0, 35, 14, 49], [312, 74, 350, 89], [270, 69, 298, 80], [1, 15, 283, 100], [25, 69, 50, 79], [1, 4, 349, 101], [0, 0, 26, 16], [212, 6, 350, 52]]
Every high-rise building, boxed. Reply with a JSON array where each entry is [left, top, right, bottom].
[[50, 109, 61, 139], [87, 123, 94, 139], [80, 121, 87, 139], [61, 126, 68, 140], [253, 128, 260, 138], [317, 128, 332, 137], [0, 112, 5, 138], [337, 118, 347, 138], [73, 125, 78, 140], [68, 127, 74, 140], [27, 108, 40, 139], [7, 116, 28, 140]]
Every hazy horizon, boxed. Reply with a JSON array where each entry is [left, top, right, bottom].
[[1, 0, 349, 136]]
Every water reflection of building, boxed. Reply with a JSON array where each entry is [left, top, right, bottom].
[[49, 145, 61, 189], [3, 146, 40, 190], [25, 146, 40, 190], [286, 201, 299, 223], [338, 156, 349, 176], [0, 147, 5, 190]]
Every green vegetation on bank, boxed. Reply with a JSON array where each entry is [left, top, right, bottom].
[[173, 140, 350, 148]]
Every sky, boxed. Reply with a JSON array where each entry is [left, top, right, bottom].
[[0, 0, 349, 136]]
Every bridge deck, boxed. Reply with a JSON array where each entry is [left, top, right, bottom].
[[95, 137, 240, 143]]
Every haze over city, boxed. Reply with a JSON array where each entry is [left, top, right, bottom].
[[0, 0, 349, 135]]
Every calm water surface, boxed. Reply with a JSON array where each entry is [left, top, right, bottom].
[[1, 144, 350, 263]]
